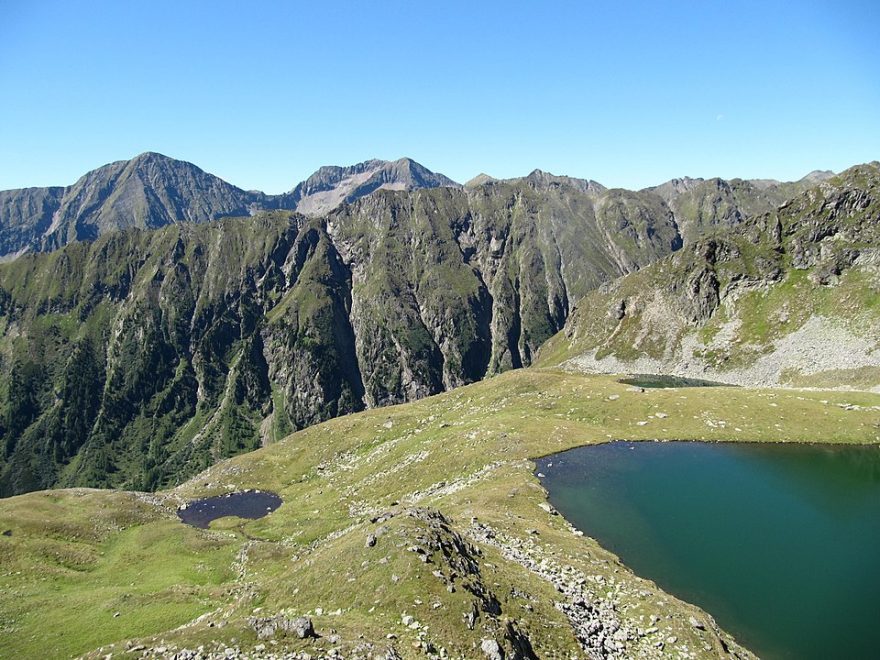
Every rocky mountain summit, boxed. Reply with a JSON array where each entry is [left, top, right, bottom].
[[0, 153, 260, 258], [286, 157, 460, 216]]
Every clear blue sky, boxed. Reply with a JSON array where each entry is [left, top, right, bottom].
[[1, 0, 878, 192]]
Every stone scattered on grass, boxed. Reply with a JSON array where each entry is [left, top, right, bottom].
[[481, 638, 504, 660], [247, 614, 315, 640]]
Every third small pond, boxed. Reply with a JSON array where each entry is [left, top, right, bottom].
[[536, 441, 880, 660], [617, 374, 731, 389], [177, 490, 282, 529]]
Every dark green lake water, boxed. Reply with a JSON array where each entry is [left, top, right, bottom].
[[536, 441, 880, 660], [617, 374, 729, 388]]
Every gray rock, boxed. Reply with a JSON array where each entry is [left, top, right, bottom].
[[247, 614, 314, 640], [688, 615, 705, 630], [481, 638, 504, 660], [288, 616, 315, 639]]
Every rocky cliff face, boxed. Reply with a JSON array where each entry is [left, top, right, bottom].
[[645, 170, 836, 244], [0, 186, 65, 258], [544, 163, 880, 390], [328, 177, 680, 384]]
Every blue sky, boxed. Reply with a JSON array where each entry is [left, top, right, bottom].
[[1, 0, 878, 192]]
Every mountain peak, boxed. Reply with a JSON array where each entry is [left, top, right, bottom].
[[799, 169, 835, 184], [127, 151, 189, 168], [522, 169, 605, 194], [289, 158, 459, 216], [133, 150, 170, 160], [465, 173, 497, 188]]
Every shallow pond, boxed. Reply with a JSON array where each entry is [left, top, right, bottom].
[[536, 441, 880, 660], [617, 374, 730, 388], [177, 490, 282, 529]]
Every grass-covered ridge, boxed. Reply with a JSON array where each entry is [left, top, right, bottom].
[[2, 369, 878, 659]]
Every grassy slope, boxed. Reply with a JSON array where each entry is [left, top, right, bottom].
[[1, 369, 878, 658]]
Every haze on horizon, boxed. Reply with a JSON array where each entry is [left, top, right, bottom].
[[0, 0, 878, 193]]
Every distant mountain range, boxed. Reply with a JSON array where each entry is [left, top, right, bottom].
[[0, 151, 836, 260]]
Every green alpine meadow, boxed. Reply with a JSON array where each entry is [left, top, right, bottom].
[[2, 370, 878, 659]]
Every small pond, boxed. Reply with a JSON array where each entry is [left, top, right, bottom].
[[618, 374, 731, 388], [536, 441, 880, 660], [177, 490, 282, 529]]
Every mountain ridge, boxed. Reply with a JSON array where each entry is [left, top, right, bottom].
[[0, 152, 844, 260]]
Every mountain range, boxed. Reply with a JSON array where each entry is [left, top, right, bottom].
[[0, 154, 459, 259], [0, 152, 836, 260], [0, 153, 876, 497], [0, 151, 878, 660], [541, 162, 880, 389]]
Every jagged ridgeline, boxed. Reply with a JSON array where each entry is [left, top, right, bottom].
[[0, 174, 684, 496], [540, 162, 880, 388]]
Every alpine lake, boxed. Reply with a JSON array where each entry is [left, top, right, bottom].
[[536, 440, 880, 660]]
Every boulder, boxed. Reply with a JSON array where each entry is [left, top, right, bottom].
[[481, 638, 504, 660]]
